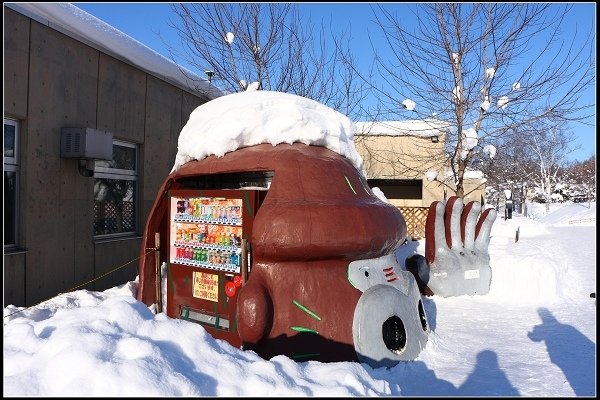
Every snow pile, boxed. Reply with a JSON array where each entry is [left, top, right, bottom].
[[483, 144, 496, 159], [371, 187, 389, 203], [425, 170, 439, 182], [537, 202, 596, 226], [172, 91, 364, 174], [485, 216, 564, 304], [462, 128, 478, 150], [480, 98, 491, 111]]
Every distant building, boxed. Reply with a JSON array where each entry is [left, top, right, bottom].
[[4, 3, 220, 306], [354, 120, 487, 237]]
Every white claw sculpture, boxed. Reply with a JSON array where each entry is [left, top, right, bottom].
[[407, 196, 497, 297]]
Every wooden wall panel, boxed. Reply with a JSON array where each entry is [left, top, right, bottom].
[[141, 76, 182, 222], [3, 8, 30, 307], [3, 253, 26, 306], [175, 91, 208, 164], [3, 8, 30, 118], [25, 21, 98, 305], [93, 237, 141, 292], [97, 54, 146, 143]]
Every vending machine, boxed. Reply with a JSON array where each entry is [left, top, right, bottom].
[[166, 189, 262, 347]]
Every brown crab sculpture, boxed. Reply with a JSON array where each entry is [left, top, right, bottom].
[[139, 143, 434, 368]]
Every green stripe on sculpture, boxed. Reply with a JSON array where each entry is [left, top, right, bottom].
[[292, 300, 321, 321], [345, 175, 357, 194], [290, 326, 319, 334]]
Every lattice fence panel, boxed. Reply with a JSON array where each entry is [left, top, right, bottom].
[[94, 201, 135, 235], [397, 206, 429, 240]]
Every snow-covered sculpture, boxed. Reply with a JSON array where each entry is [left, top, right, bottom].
[[138, 91, 429, 369], [406, 196, 497, 297], [230, 144, 427, 367]]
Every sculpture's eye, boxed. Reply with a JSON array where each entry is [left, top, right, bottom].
[[358, 266, 370, 278]]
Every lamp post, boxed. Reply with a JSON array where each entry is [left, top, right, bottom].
[[204, 70, 215, 83]]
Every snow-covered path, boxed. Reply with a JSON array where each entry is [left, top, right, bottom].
[[369, 217, 596, 396]]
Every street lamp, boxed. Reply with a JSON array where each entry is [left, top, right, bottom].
[[204, 70, 215, 83]]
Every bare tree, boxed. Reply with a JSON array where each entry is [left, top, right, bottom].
[[478, 129, 536, 212], [524, 122, 578, 212], [352, 3, 595, 197], [564, 155, 596, 206], [167, 3, 366, 118], [481, 120, 578, 213]]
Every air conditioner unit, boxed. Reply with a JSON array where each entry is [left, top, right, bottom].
[[60, 128, 113, 160]]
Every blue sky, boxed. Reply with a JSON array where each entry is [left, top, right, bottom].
[[73, 3, 596, 163]]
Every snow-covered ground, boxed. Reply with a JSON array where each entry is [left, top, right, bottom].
[[4, 201, 596, 396]]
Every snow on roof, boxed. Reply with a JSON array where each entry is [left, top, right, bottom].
[[354, 119, 451, 138], [463, 170, 485, 180], [172, 91, 364, 174], [5, 3, 222, 100]]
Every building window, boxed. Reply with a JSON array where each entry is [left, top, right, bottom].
[[93, 140, 138, 237], [4, 118, 19, 248], [367, 178, 423, 200]]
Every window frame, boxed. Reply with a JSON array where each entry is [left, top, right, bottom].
[[93, 139, 139, 239], [4, 118, 18, 165], [367, 178, 424, 200], [4, 117, 20, 249]]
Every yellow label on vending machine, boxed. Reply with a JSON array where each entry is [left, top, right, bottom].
[[192, 271, 219, 302]]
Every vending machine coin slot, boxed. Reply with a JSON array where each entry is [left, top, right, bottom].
[[179, 306, 230, 331]]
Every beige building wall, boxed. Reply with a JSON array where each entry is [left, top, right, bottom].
[[356, 135, 445, 179], [355, 133, 486, 208]]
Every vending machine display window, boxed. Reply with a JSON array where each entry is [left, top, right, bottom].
[[166, 189, 261, 347], [170, 196, 243, 273]]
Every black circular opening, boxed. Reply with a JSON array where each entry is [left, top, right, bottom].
[[382, 316, 406, 353], [418, 300, 428, 331], [364, 271, 369, 277]]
